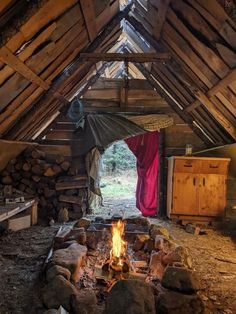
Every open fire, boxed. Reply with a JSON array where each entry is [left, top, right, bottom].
[[110, 220, 126, 268], [102, 220, 130, 275]]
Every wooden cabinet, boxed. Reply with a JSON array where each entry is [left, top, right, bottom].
[[167, 157, 230, 220]]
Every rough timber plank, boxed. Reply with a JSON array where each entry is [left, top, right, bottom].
[[0, 46, 49, 90], [80, 0, 97, 41], [194, 90, 236, 140], [150, 0, 170, 39], [20, 0, 77, 40], [80, 52, 171, 62], [0, 23, 56, 86], [166, 7, 229, 79]]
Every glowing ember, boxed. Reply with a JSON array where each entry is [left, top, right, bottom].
[[110, 220, 126, 267]]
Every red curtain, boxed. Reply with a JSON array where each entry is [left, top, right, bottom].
[[125, 131, 159, 217]]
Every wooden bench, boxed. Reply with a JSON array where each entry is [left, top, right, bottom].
[[0, 200, 38, 231]]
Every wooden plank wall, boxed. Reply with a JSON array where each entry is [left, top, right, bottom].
[[0, 0, 121, 141], [127, 0, 236, 146]]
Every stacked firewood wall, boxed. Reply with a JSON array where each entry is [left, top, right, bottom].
[[0, 148, 88, 220]]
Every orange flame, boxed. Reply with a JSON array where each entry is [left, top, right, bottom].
[[110, 220, 126, 266]]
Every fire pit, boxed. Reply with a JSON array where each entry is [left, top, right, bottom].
[[101, 220, 130, 277], [42, 215, 204, 313]]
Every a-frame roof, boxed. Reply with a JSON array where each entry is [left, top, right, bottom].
[[0, 0, 236, 148]]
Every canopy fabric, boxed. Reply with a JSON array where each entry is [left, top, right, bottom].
[[72, 113, 146, 156], [125, 131, 159, 217], [126, 114, 174, 131], [71, 113, 172, 156]]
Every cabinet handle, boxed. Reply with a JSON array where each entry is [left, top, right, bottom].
[[209, 165, 219, 169], [203, 177, 205, 186], [193, 177, 196, 185]]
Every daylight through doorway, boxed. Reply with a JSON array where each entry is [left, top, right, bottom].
[[95, 140, 139, 217]]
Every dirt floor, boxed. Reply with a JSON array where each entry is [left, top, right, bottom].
[[0, 226, 56, 314], [157, 219, 236, 314], [0, 200, 236, 313]]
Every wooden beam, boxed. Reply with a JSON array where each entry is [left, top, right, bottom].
[[135, 63, 213, 146], [3, 4, 132, 140], [80, 52, 171, 62], [193, 90, 236, 140], [150, 0, 170, 40], [186, 68, 236, 113], [0, 46, 50, 90], [80, 0, 97, 41]]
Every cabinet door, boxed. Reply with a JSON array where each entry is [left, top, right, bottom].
[[172, 173, 198, 215], [198, 174, 226, 216]]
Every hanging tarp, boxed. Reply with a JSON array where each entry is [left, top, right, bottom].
[[71, 113, 146, 156], [125, 131, 159, 217], [71, 113, 173, 156]]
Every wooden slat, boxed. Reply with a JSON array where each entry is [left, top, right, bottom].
[[20, 0, 77, 40], [80, 52, 171, 62], [39, 144, 71, 157], [45, 130, 74, 140], [186, 68, 236, 113], [80, 0, 97, 41], [0, 23, 57, 86], [166, 7, 229, 79], [0, 46, 49, 90], [150, 0, 170, 40], [193, 90, 236, 140]]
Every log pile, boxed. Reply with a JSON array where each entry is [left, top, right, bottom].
[[0, 148, 88, 220]]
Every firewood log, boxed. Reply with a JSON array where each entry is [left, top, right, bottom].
[[25, 187, 35, 195], [6, 163, 15, 173], [1, 175, 12, 184], [1, 170, 10, 176], [59, 195, 82, 205], [21, 178, 31, 187], [44, 187, 56, 198], [31, 165, 43, 175], [55, 155, 64, 165], [18, 183, 26, 192], [60, 161, 70, 172], [12, 173, 21, 181], [39, 196, 47, 207], [32, 175, 41, 183], [22, 162, 31, 172], [31, 149, 46, 159], [15, 161, 23, 170], [21, 171, 31, 179]]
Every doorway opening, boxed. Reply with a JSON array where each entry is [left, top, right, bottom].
[[99, 140, 139, 217]]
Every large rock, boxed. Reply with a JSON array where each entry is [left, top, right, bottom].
[[162, 246, 192, 268], [71, 289, 97, 314], [52, 243, 87, 282], [46, 265, 71, 282], [143, 238, 154, 253], [156, 289, 204, 314], [74, 218, 91, 229], [161, 266, 200, 294], [105, 279, 155, 314], [185, 224, 201, 235], [42, 275, 79, 311], [150, 224, 169, 239], [125, 215, 150, 226], [86, 231, 98, 250], [149, 251, 166, 279], [133, 234, 150, 251], [154, 235, 176, 253]]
